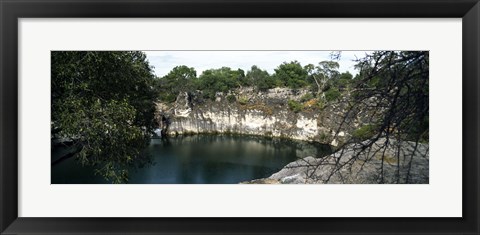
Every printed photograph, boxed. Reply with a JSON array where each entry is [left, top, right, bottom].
[[51, 51, 429, 184]]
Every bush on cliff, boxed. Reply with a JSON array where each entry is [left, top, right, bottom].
[[287, 100, 304, 113]]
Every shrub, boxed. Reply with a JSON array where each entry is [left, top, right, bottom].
[[238, 96, 249, 105], [226, 94, 236, 103], [319, 132, 328, 141], [158, 93, 177, 103], [301, 97, 326, 111], [300, 93, 315, 102], [287, 100, 303, 113], [315, 99, 326, 110], [352, 124, 377, 141], [324, 88, 341, 102]]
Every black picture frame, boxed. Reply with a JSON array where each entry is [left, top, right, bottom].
[[1, 0, 479, 234]]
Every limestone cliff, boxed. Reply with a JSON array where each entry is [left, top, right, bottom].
[[155, 88, 354, 145]]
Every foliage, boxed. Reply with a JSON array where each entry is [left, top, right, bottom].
[[196, 67, 245, 100], [324, 87, 341, 102], [51, 51, 156, 183], [319, 132, 329, 141], [287, 100, 304, 113], [156, 65, 197, 102], [158, 93, 177, 103], [352, 124, 377, 141], [165, 65, 197, 81], [238, 96, 249, 105], [331, 71, 353, 90], [305, 61, 340, 94], [317, 61, 340, 79], [246, 65, 277, 91], [274, 61, 309, 89], [300, 93, 315, 102], [155, 60, 346, 102], [227, 94, 236, 103], [314, 99, 326, 110]]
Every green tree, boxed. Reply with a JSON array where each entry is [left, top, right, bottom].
[[304, 63, 317, 91], [51, 51, 157, 183], [334, 71, 353, 90], [167, 65, 197, 80], [156, 65, 197, 102], [274, 61, 308, 89], [246, 65, 276, 91], [305, 61, 340, 95], [317, 61, 340, 80], [197, 67, 245, 99]]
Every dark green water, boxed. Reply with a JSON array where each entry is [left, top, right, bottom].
[[52, 135, 332, 184]]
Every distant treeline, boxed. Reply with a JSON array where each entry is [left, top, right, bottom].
[[154, 61, 354, 103]]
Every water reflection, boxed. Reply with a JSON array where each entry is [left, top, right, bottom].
[[52, 134, 332, 184]]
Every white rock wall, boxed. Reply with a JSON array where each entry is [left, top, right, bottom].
[[168, 106, 322, 142]]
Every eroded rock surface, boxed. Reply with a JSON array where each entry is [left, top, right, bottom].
[[155, 88, 362, 144], [243, 138, 429, 184]]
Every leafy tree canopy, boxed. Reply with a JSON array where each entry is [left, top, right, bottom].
[[51, 51, 157, 183], [246, 65, 276, 91], [273, 61, 309, 89], [196, 67, 245, 99], [164, 65, 197, 81], [156, 65, 197, 102]]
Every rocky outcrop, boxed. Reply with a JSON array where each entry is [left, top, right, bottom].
[[242, 138, 429, 184], [155, 88, 358, 145]]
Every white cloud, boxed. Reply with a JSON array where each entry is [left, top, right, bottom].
[[144, 51, 372, 77]]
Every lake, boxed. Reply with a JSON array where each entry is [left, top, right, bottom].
[[51, 134, 332, 184]]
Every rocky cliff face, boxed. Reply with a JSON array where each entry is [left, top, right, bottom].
[[242, 138, 429, 184], [155, 88, 353, 145]]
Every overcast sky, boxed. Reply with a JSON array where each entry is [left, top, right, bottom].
[[144, 51, 373, 77]]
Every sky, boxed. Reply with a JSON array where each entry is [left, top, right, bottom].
[[144, 51, 373, 78]]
